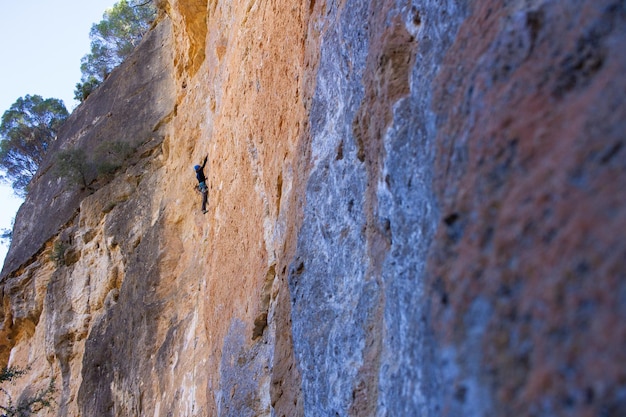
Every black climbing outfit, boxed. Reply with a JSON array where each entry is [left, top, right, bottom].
[[195, 156, 208, 213]]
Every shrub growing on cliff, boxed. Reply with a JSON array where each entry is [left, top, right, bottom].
[[0, 95, 69, 196], [74, 0, 157, 102], [73, 76, 101, 103], [54, 148, 94, 191], [0, 366, 55, 416], [49, 241, 68, 267], [54, 141, 136, 191], [95, 141, 135, 179]]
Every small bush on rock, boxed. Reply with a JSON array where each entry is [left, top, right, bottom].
[[53, 140, 136, 192], [0, 366, 55, 416], [49, 241, 68, 267]]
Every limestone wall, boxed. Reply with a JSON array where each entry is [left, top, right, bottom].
[[1, 0, 624, 416]]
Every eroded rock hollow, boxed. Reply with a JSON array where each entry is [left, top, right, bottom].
[[1, 0, 625, 416]]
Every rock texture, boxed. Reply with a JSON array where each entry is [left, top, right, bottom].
[[0, 0, 624, 416]]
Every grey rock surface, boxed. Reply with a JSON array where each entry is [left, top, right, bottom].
[[1, 19, 176, 279]]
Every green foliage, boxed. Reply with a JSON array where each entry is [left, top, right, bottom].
[[95, 141, 134, 178], [0, 95, 68, 197], [73, 76, 100, 103], [49, 241, 68, 267], [0, 228, 12, 246], [53, 140, 136, 191], [54, 148, 93, 190], [0, 368, 27, 384], [0, 366, 55, 417], [75, 0, 157, 102]]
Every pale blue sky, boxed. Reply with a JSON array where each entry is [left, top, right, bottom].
[[0, 0, 118, 264]]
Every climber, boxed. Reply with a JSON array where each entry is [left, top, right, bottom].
[[194, 155, 209, 213]]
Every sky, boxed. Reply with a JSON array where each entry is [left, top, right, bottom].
[[0, 0, 118, 264]]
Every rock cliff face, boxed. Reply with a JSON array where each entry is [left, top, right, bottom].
[[1, 0, 624, 416]]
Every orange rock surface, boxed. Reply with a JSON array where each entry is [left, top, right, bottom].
[[0, 0, 624, 416]]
